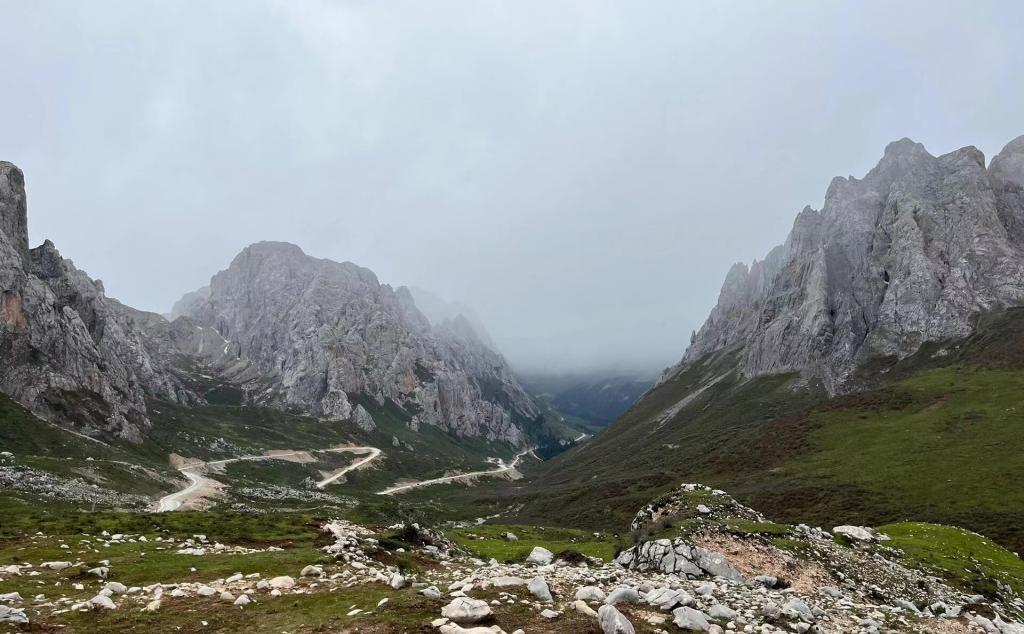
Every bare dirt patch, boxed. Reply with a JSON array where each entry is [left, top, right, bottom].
[[694, 532, 832, 594]]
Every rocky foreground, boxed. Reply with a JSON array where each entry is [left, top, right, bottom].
[[2, 485, 1023, 633]]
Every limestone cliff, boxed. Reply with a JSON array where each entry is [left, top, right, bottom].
[[678, 136, 1024, 392], [0, 162, 197, 441], [175, 242, 540, 445]]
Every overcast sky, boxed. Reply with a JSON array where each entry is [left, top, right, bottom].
[[3, 1, 1023, 373]]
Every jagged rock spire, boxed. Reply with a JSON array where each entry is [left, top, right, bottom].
[[680, 135, 1024, 393], [0, 162, 28, 263]]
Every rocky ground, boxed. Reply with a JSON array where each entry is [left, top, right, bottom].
[[0, 465, 152, 510], [2, 484, 1024, 633]]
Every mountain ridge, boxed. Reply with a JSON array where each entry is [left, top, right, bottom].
[[675, 134, 1024, 393], [0, 164, 552, 453]]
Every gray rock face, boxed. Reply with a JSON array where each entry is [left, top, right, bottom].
[[616, 538, 743, 582], [351, 404, 376, 432], [678, 136, 1024, 393], [0, 163, 28, 263], [166, 285, 209, 321], [175, 242, 540, 444], [614, 539, 701, 577], [0, 163, 198, 441]]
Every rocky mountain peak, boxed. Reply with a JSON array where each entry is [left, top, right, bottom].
[[680, 135, 1024, 392], [0, 162, 28, 263], [175, 243, 539, 445], [0, 163, 201, 441], [991, 135, 1024, 243]]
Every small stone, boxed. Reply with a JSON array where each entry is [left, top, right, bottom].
[[574, 599, 598, 617], [420, 586, 442, 600], [89, 594, 116, 610], [104, 582, 127, 594]]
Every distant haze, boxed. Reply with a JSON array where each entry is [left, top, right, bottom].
[[3, 1, 1023, 373]]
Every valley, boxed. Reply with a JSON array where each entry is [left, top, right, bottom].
[[6, 133, 1024, 634]]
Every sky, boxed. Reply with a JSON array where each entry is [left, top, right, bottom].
[[2, 1, 1024, 374]]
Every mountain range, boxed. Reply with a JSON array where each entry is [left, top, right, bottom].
[[0, 161, 576, 458], [5, 137, 1024, 632]]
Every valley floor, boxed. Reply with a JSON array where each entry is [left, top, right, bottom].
[[2, 485, 1023, 633]]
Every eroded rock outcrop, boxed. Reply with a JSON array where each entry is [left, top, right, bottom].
[[678, 136, 1024, 393], [0, 162, 198, 441]]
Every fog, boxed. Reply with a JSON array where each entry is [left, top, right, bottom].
[[3, 1, 1023, 373]]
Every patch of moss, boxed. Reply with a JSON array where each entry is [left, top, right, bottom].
[[879, 522, 1024, 600]]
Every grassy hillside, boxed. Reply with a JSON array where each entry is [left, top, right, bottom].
[[510, 308, 1024, 552], [0, 383, 533, 515]]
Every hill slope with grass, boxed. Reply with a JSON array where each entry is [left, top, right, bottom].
[[512, 136, 1024, 554]]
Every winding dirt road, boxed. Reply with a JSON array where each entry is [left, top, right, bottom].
[[376, 449, 534, 496], [315, 447, 382, 488], [157, 445, 533, 510], [155, 446, 382, 512]]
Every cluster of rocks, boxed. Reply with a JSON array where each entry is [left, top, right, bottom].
[[631, 484, 747, 535], [230, 484, 357, 505], [6, 487, 1024, 633], [0, 464, 152, 508]]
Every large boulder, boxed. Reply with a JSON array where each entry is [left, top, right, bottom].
[[691, 547, 744, 582], [526, 546, 553, 566], [614, 539, 702, 576], [528, 577, 552, 602], [575, 586, 606, 603], [605, 586, 641, 605], [598, 604, 635, 634], [268, 576, 295, 590], [645, 587, 693, 611], [832, 525, 875, 542], [441, 597, 493, 624], [673, 606, 711, 631]]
